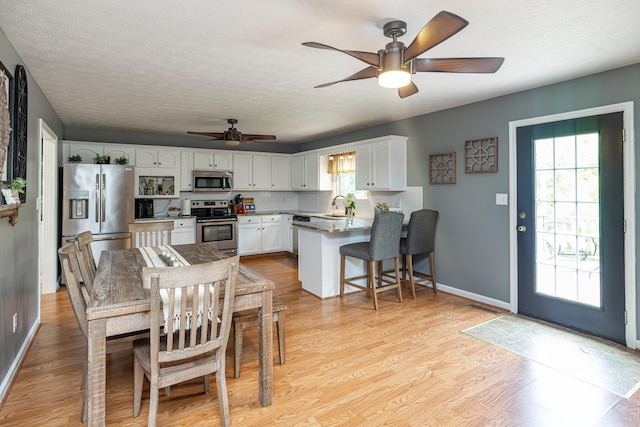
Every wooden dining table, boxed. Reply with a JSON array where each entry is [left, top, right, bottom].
[[86, 243, 274, 426]]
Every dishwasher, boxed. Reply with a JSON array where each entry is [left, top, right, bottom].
[[292, 215, 311, 255]]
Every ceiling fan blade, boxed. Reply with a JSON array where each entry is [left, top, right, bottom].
[[404, 11, 469, 62], [187, 131, 225, 139], [315, 66, 378, 88], [241, 134, 276, 141], [414, 57, 505, 73], [302, 42, 379, 67], [398, 81, 419, 98]]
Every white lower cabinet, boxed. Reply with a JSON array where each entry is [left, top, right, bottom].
[[237, 215, 282, 255], [171, 218, 196, 245], [283, 215, 293, 252]]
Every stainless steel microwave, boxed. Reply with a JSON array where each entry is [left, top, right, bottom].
[[193, 170, 233, 192]]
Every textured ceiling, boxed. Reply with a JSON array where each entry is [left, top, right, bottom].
[[0, 0, 639, 145]]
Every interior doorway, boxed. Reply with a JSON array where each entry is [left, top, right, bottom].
[[39, 119, 58, 295], [508, 102, 636, 347]]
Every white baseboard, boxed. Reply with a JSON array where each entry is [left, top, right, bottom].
[[0, 316, 40, 406], [431, 282, 511, 311]]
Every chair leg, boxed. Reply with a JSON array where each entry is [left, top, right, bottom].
[[339, 254, 346, 298], [377, 261, 383, 288], [216, 368, 231, 427], [148, 381, 159, 427], [276, 312, 286, 365], [133, 357, 143, 418], [234, 320, 244, 378], [429, 252, 437, 293], [204, 374, 211, 394], [394, 257, 403, 303], [407, 255, 416, 299], [369, 261, 379, 310]]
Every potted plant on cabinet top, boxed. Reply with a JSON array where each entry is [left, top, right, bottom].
[[68, 154, 82, 163], [94, 155, 110, 164], [114, 156, 128, 165]]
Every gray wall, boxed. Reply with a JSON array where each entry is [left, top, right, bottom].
[[299, 64, 640, 327], [0, 29, 63, 395]]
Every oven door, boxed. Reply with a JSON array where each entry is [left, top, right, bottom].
[[196, 220, 237, 253]]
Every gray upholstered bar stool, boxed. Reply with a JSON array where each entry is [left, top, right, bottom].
[[339, 212, 404, 310], [400, 209, 439, 298]]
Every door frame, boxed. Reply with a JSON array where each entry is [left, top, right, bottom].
[[508, 102, 636, 348], [38, 119, 59, 295]]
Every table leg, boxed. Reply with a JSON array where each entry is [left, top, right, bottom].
[[258, 289, 273, 406], [87, 318, 107, 426]]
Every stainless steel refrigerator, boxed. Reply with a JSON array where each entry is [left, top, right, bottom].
[[61, 163, 135, 266]]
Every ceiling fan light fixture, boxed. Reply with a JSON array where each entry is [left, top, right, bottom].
[[225, 139, 240, 147], [378, 70, 411, 88]]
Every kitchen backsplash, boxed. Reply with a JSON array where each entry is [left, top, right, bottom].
[[165, 187, 423, 217]]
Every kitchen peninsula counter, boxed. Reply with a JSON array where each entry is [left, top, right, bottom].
[[296, 217, 380, 299]]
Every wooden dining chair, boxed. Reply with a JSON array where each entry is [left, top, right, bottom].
[[128, 221, 174, 248], [74, 231, 97, 293], [133, 256, 240, 427], [58, 243, 148, 423], [232, 297, 287, 378]]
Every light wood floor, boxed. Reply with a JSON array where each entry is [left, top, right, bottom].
[[2, 253, 640, 426]]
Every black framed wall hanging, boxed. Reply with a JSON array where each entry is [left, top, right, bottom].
[[12, 65, 27, 202], [0, 60, 13, 187]]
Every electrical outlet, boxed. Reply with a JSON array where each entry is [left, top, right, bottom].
[[12, 313, 17, 333]]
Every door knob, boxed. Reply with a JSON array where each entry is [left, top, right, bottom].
[[517, 225, 526, 232]]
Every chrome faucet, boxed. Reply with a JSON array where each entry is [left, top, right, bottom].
[[331, 195, 345, 206]]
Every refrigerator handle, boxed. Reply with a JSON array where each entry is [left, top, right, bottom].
[[102, 174, 106, 222], [95, 174, 100, 223]]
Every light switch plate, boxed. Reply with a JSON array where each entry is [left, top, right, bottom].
[[496, 193, 508, 205]]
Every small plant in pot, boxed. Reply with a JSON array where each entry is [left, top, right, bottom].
[[67, 154, 82, 163], [114, 156, 128, 165], [4, 177, 26, 203], [94, 155, 110, 164]]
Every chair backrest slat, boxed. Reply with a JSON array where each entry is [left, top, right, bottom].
[[129, 221, 174, 248], [143, 256, 239, 365], [74, 231, 97, 292], [58, 243, 89, 339]]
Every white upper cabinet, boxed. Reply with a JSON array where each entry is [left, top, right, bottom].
[[233, 153, 272, 190], [270, 155, 291, 190], [104, 145, 136, 165], [193, 150, 233, 171], [63, 141, 135, 165], [180, 151, 194, 191], [355, 136, 407, 191], [136, 148, 179, 168], [291, 152, 331, 191]]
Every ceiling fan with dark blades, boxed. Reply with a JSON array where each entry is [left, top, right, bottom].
[[302, 10, 504, 98], [188, 119, 276, 147]]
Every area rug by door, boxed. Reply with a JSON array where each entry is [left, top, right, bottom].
[[462, 314, 640, 398]]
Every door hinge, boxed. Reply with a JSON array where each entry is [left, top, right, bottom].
[[625, 310, 628, 325], [624, 219, 627, 233], [622, 128, 626, 142]]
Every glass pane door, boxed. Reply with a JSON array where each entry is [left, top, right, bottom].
[[534, 133, 600, 307]]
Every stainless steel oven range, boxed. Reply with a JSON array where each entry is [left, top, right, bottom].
[[191, 200, 237, 253]]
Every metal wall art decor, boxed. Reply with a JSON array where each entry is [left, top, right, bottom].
[[0, 60, 13, 185], [429, 152, 456, 184], [12, 65, 27, 202], [464, 136, 498, 173]]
